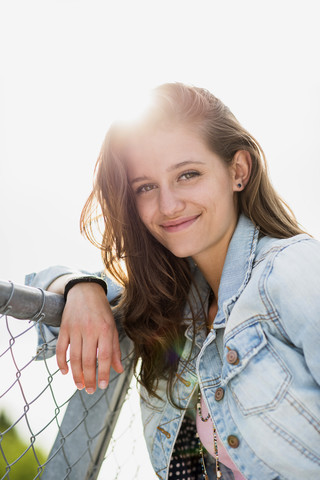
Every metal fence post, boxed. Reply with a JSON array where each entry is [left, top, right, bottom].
[[0, 279, 65, 326]]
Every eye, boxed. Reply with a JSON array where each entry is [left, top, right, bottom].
[[135, 183, 157, 194], [178, 170, 201, 181]]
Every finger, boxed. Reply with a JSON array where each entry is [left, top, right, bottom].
[[56, 329, 70, 375], [69, 333, 85, 390], [111, 329, 124, 374], [82, 336, 98, 394], [97, 330, 113, 389]]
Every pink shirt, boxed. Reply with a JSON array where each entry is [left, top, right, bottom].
[[196, 395, 246, 480]]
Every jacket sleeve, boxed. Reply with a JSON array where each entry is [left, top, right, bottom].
[[25, 265, 84, 290], [25, 264, 123, 301], [265, 237, 320, 386]]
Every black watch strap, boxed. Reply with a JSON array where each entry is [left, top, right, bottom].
[[64, 276, 108, 301]]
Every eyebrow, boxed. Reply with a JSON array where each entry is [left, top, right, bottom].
[[130, 160, 206, 185]]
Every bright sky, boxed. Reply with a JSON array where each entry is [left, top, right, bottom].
[[1, 0, 320, 284], [0, 0, 319, 476]]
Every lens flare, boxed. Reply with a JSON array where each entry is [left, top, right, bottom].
[[109, 88, 154, 126]]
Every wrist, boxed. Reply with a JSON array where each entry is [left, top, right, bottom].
[[64, 276, 108, 301]]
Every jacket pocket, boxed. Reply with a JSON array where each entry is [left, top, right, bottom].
[[221, 322, 292, 415]]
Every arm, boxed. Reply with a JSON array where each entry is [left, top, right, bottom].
[[27, 266, 124, 393], [266, 237, 320, 386]]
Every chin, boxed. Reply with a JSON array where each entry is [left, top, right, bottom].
[[164, 244, 197, 259]]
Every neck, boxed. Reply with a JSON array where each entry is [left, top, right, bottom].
[[192, 219, 237, 301], [195, 244, 228, 300]]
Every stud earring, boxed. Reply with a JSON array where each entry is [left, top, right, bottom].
[[237, 183, 242, 188]]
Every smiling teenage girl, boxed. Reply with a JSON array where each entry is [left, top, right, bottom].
[[34, 83, 320, 479]]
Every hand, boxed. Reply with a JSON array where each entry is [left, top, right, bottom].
[[55, 282, 124, 393]]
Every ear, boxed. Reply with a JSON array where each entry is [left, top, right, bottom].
[[230, 150, 252, 191]]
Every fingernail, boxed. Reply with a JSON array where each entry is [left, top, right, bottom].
[[86, 387, 95, 394], [60, 369, 67, 375], [99, 381, 108, 389], [76, 383, 84, 390]]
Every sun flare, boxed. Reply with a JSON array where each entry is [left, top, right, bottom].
[[109, 88, 154, 126]]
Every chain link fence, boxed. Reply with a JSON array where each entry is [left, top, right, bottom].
[[0, 279, 155, 479]]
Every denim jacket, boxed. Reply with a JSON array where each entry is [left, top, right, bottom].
[[26, 215, 320, 479], [140, 215, 320, 480]]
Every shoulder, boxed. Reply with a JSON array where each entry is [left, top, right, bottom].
[[255, 233, 320, 282], [254, 234, 320, 324], [255, 233, 320, 265]]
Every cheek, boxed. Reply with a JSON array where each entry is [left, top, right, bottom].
[[202, 183, 235, 216], [135, 200, 154, 228], [215, 175, 234, 200]]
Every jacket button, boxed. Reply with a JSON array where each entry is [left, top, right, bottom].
[[227, 435, 240, 448], [215, 387, 224, 401], [226, 349, 239, 365]]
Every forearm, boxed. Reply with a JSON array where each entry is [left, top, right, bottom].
[[47, 273, 85, 295]]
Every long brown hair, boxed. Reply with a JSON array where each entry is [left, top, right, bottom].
[[81, 82, 305, 404]]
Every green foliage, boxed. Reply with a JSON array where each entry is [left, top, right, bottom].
[[0, 411, 47, 479]]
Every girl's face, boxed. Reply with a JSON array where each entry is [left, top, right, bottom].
[[125, 126, 239, 265]]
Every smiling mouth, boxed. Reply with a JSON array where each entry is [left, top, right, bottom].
[[161, 214, 201, 233]]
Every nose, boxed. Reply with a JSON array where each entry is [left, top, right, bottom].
[[158, 186, 185, 217]]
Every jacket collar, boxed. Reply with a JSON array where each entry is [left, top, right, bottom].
[[184, 214, 259, 344], [215, 214, 259, 327]]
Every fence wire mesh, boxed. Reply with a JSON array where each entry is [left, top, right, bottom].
[[0, 280, 156, 480]]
